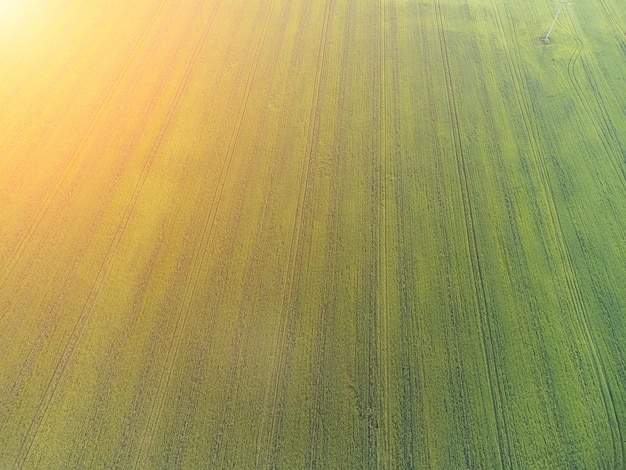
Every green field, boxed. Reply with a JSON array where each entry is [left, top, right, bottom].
[[1, 0, 625, 467]]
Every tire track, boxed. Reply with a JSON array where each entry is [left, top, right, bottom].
[[208, 142, 273, 464], [434, 2, 512, 468], [11, 2, 209, 467], [566, 42, 626, 190], [377, 0, 393, 467], [131, 0, 287, 465], [0, 5, 192, 418], [0, 40, 191, 429], [305, 1, 351, 464], [386, 1, 419, 466], [181, 2, 302, 456], [597, 0, 626, 58], [108, 184, 218, 468], [262, 1, 334, 466], [2, 0, 176, 430], [73, 225, 168, 467], [250, 2, 315, 462], [180, 3, 295, 461], [322, 4, 380, 465], [0, 0, 170, 300], [0, 112, 160, 434], [302, 1, 336, 463], [202, 0, 280, 461], [493, 2, 624, 466]]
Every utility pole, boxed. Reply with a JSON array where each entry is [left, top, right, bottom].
[[541, 0, 570, 44]]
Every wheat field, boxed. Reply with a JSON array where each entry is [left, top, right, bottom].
[[1, 0, 625, 467]]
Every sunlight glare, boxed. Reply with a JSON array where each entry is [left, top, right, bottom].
[[0, 0, 39, 46], [0, 0, 21, 19], [0, 0, 38, 25]]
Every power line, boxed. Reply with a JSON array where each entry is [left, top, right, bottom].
[[541, 0, 571, 45]]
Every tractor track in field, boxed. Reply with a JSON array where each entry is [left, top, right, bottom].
[[135, 7, 280, 458], [206, 4, 285, 461], [134, 0, 280, 465], [0, 116, 162, 435], [435, 2, 512, 468], [0, 7, 194, 427], [84, 138, 216, 467], [11, 1, 210, 467], [494, 3, 625, 466], [566, 43, 626, 192], [0, 56, 189, 428], [187, 2, 301, 459], [251, 1, 309, 461], [507, 4, 625, 465], [386, 2, 420, 466], [306, 4, 354, 467], [377, 0, 393, 467], [306, 1, 356, 465], [239, 5, 312, 463], [597, 0, 626, 58], [208, 140, 275, 465], [263, 1, 335, 465], [73, 227, 168, 467], [108, 181, 225, 468], [2, 0, 178, 443], [128, 0, 239, 464], [0, 0, 171, 301]]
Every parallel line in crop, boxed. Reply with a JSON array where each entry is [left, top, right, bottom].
[[109, 191, 208, 468], [566, 46, 626, 190], [306, 0, 361, 465], [11, 2, 211, 467], [385, 1, 419, 466], [153, 10, 299, 465], [0, 14, 196, 428], [0, 0, 170, 301], [128, 1, 250, 466], [0, 102, 150, 424], [203, 0, 281, 462], [432, 12, 478, 467], [264, 1, 335, 465], [492, 9, 608, 465], [74, 229, 169, 467], [250, 120, 298, 467], [0, 117, 162, 433], [376, 0, 393, 467], [435, 1, 512, 468], [494, 3, 625, 465], [512, 2, 626, 460], [207, 163, 273, 462], [305, 16, 338, 470], [328, 6, 380, 465], [153, 1, 298, 457], [597, 0, 626, 58]]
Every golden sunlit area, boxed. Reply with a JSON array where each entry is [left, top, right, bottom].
[[1, 0, 625, 468]]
